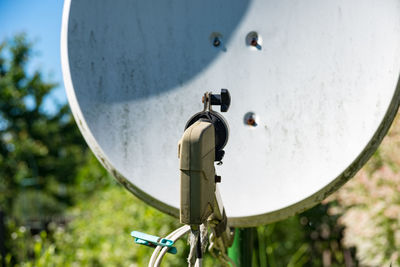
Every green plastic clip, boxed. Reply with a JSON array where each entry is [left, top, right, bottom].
[[131, 231, 177, 254]]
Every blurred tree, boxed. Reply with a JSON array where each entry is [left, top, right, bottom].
[[253, 203, 358, 267], [331, 112, 400, 266], [17, 185, 189, 267], [0, 34, 89, 263]]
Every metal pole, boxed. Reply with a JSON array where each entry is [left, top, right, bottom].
[[228, 228, 254, 266]]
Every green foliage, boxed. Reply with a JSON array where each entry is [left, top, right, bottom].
[[12, 184, 189, 267], [250, 203, 357, 267], [0, 34, 88, 215], [0, 34, 89, 264]]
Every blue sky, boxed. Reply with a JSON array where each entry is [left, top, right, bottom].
[[0, 0, 66, 113]]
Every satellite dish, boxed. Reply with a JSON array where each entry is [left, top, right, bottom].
[[61, 0, 400, 227]]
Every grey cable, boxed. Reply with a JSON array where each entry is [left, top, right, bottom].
[[148, 225, 190, 267], [154, 225, 190, 267]]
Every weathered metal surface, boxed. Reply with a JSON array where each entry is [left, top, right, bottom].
[[61, 0, 400, 226]]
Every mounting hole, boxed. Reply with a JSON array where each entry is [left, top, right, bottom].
[[244, 112, 259, 127], [246, 31, 262, 50], [210, 32, 223, 48]]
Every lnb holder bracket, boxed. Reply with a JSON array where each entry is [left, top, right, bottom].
[[184, 89, 230, 162]]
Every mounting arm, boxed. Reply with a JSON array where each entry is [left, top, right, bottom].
[[178, 90, 235, 266]]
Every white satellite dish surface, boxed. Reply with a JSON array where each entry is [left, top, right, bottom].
[[62, 0, 400, 226]]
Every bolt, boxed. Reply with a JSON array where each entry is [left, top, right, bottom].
[[250, 38, 258, 47], [247, 117, 256, 126], [213, 37, 221, 47]]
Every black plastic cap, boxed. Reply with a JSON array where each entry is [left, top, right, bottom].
[[220, 89, 230, 112]]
